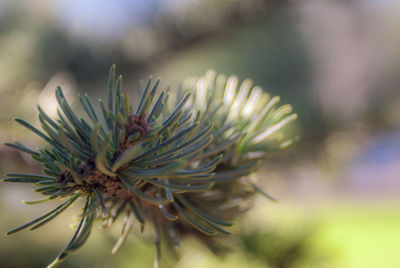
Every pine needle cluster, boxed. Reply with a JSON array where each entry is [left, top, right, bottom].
[[3, 66, 297, 267]]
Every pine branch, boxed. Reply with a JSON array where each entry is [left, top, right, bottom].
[[2, 66, 297, 267]]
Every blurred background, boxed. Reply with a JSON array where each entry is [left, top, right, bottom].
[[1, 0, 400, 267]]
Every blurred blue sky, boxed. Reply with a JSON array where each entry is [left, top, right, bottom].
[[55, 0, 160, 39]]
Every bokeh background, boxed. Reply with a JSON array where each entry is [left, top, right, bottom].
[[1, 0, 400, 267]]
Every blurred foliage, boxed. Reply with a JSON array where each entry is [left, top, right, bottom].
[[239, 227, 314, 268]]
